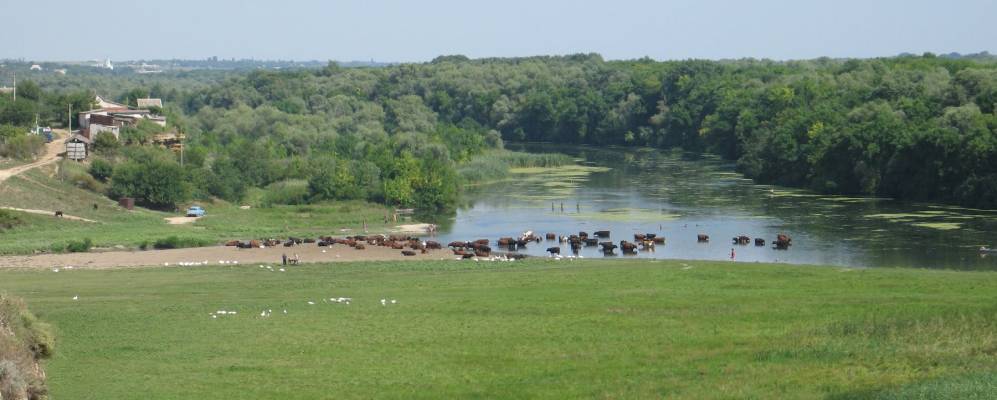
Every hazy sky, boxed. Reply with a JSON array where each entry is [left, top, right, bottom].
[[3, 0, 994, 62]]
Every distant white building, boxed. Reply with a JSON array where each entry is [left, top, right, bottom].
[[29, 64, 42, 71], [103, 58, 113, 70], [136, 98, 163, 109]]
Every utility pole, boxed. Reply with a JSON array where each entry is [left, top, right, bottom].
[[12, 71, 15, 101], [179, 127, 184, 167]]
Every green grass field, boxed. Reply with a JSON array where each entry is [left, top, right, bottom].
[[2, 259, 996, 399], [0, 166, 401, 254]]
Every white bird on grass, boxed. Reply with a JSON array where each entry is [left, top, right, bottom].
[[307, 301, 315, 305], [380, 299, 387, 306], [72, 295, 78, 301], [391, 299, 397, 304]]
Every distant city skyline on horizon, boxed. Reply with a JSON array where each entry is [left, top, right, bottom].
[[3, 50, 996, 65], [2, 0, 995, 62]]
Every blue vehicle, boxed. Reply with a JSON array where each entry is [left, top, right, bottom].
[[185, 206, 206, 217]]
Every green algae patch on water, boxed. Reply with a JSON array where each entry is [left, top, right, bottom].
[[911, 222, 963, 231], [509, 165, 612, 177], [866, 213, 931, 220], [766, 189, 822, 198], [568, 208, 682, 222]]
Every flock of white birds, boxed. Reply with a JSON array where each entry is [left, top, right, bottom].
[[164, 260, 242, 267]]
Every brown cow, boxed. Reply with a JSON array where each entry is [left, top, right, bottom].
[[619, 240, 638, 253]]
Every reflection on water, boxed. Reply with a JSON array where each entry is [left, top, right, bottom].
[[431, 144, 997, 270]]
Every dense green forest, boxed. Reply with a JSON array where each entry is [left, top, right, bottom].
[[3, 53, 996, 209]]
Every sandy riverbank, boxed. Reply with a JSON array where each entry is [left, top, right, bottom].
[[0, 244, 457, 269]]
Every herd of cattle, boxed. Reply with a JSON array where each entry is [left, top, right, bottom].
[[223, 231, 793, 258]]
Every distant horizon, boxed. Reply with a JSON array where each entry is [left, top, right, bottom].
[[3, 0, 994, 62], [3, 50, 994, 65]]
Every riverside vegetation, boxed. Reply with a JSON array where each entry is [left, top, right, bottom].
[[3, 53, 996, 212]]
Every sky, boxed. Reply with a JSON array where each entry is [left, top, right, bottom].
[[3, 0, 994, 62]]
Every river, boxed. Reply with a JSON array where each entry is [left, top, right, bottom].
[[429, 144, 997, 270]]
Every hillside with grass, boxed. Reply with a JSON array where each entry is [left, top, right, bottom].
[[0, 160, 400, 255]]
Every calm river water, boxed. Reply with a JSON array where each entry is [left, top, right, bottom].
[[430, 144, 997, 270]]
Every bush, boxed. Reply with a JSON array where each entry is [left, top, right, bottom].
[[261, 180, 310, 207], [153, 236, 212, 250], [65, 238, 92, 253], [0, 134, 45, 160], [89, 158, 114, 182], [0, 209, 22, 230], [92, 132, 120, 155], [70, 172, 103, 193]]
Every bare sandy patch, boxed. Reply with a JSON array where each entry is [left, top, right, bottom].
[[165, 216, 199, 225], [393, 223, 436, 234], [0, 243, 459, 269]]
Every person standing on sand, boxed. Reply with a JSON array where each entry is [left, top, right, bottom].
[[282, 253, 287, 266]]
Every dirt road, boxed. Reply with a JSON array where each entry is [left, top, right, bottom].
[[0, 129, 66, 184], [0, 207, 97, 222], [0, 244, 471, 269]]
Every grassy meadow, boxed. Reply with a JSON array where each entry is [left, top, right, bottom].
[[1, 259, 996, 399], [0, 165, 400, 255]]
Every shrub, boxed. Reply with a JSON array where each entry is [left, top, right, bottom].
[[153, 236, 212, 250], [261, 180, 310, 207], [0, 134, 45, 160], [92, 132, 120, 155], [0, 210, 22, 230], [70, 172, 103, 193], [139, 240, 150, 250], [88, 158, 114, 182], [65, 238, 92, 253]]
